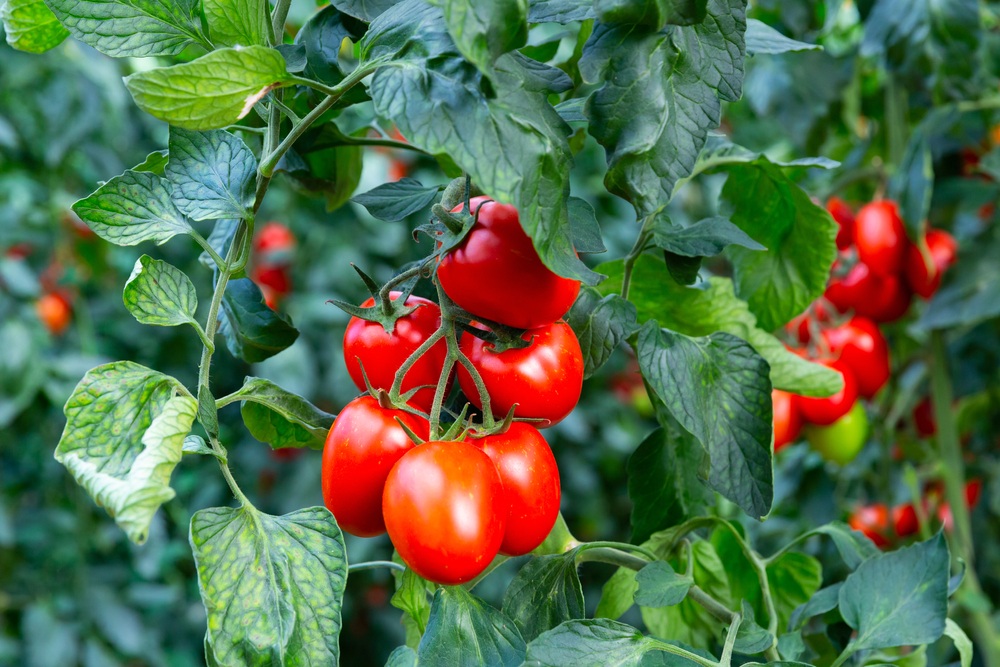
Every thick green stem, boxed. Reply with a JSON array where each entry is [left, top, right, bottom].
[[647, 638, 721, 667], [719, 614, 741, 667], [830, 641, 857, 667], [271, 0, 291, 44]]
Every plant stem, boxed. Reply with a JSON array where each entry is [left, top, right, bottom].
[[829, 641, 856, 667], [576, 540, 658, 562], [719, 614, 741, 667], [647, 638, 721, 667], [348, 560, 406, 574], [271, 0, 292, 45], [885, 76, 907, 169], [689, 585, 737, 624], [621, 216, 654, 300]]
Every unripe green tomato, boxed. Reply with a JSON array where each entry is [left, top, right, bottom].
[[804, 401, 869, 465]]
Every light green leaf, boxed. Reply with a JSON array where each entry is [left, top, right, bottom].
[[192, 505, 348, 667], [55, 362, 197, 543], [745, 19, 820, 54], [204, 0, 269, 47], [234, 377, 336, 450], [944, 618, 973, 667], [123, 255, 198, 328], [124, 46, 291, 131], [1, 0, 68, 53], [164, 128, 257, 221], [43, 0, 205, 56], [72, 170, 192, 247]]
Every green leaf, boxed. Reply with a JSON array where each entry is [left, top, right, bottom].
[[502, 552, 585, 642], [72, 170, 192, 247], [731, 600, 774, 655], [1, 0, 68, 53], [767, 551, 823, 633], [567, 197, 606, 254], [634, 561, 692, 608], [191, 505, 348, 667], [913, 253, 1000, 332], [0, 320, 47, 429], [352, 178, 441, 221], [720, 157, 838, 332], [360, 1, 599, 285], [840, 533, 950, 650], [164, 128, 256, 221], [944, 618, 973, 667], [565, 288, 638, 379], [54, 362, 197, 543], [441, 0, 527, 73], [123, 255, 198, 328], [596, 0, 708, 27], [652, 214, 765, 257], [43, 0, 204, 56], [745, 19, 819, 54], [579, 0, 747, 215], [132, 150, 169, 175], [392, 567, 435, 646], [814, 522, 880, 570], [521, 619, 659, 667], [293, 5, 353, 85], [331, 0, 399, 21], [234, 377, 336, 450], [888, 133, 934, 238], [627, 425, 711, 544], [599, 257, 840, 397], [182, 434, 218, 457], [386, 646, 418, 667], [417, 587, 526, 667], [124, 46, 291, 131], [636, 322, 772, 518], [788, 582, 841, 631], [204, 0, 269, 47], [527, 0, 593, 23], [218, 279, 300, 363]]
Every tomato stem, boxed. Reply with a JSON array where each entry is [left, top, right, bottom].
[[270, 0, 291, 44], [348, 560, 406, 574], [719, 613, 741, 667], [621, 215, 655, 300]]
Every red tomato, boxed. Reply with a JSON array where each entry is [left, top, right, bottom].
[[892, 503, 919, 537], [854, 201, 909, 277], [826, 197, 856, 250], [821, 317, 890, 399], [36, 292, 72, 335], [343, 292, 449, 413], [849, 503, 890, 547], [321, 396, 429, 537], [913, 397, 937, 437], [966, 478, 982, 507], [826, 260, 911, 322], [388, 159, 409, 182], [438, 196, 581, 329], [772, 389, 802, 453], [252, 265, 291, 294], [797, 359, 858, 426], [478, 423, 561, 556], [383, 440, 507, 584], [903, 229, 957, 299], [786, 301, 831, 345], [457, 321, 584, 427], [255, 222, 295, 255]]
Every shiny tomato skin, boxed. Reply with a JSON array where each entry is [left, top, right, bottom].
[[36, 292, 71, 335], [343, 292, 448, 413], [904, 229, 957, 299], [848, 503, 890, 547], [826, 197, 856, 250], [322, 396, 429, 537], [438, 196, 581, 329], [457, 321, 584, 427], [797, 359, 858, 426], [826, 260, 911, 322], [383, 440, 507, 585], [860, 273, 911, 323], [772, 390, 803, 453], [855, 201, 909, 277], [821, 317, 890, 399], [478, 423, 561, 556], [804, 400, 869, 465]]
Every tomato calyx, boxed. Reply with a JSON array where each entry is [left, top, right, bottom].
[[329, 264, 428, 335]]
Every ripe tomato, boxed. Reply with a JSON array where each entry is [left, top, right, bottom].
[[804, 400, 868, 465], [437, 196, 581, 330], [478, 423, 561, 556], [343, 292, 449, 413], [252, 265, 291, 294], [457, 321, 584, 427], [826, 261, 911, 322], [854, 201, 909, 277], [321, 396, 429, 537], [786, 301, 831, 344], [821, 317, 890, 399], [826, 197, 856, 250], [892, 503, 919, 538], [36, 292, 72, 335], [772, 389, 802, 453], [903, 229, 957, 299], [848, 502, 890, 547], [383, 440, 507, 584], [913, 397, 936, 437], [797, 359, 858, 426], [255, 222, 295, 254]]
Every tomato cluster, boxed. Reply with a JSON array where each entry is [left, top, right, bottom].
[[323, 196, 582, 584], [849, 479, 982, 548], [250, 222, 296, 309]]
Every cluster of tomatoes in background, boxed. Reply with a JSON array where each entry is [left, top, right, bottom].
[[251, 222, 296, 310], [322, 196, 585, 584]]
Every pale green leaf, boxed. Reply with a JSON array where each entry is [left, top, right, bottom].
[[123, 255, 198, 328], [1, 0, 68, 53]]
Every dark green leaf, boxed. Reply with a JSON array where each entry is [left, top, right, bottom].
[[580, 0, 747, 215], [417, 587, 526, 667], [235, 377, 336, 450], [331, 0, 400, 21], [596, 0, 708, 28], [568, 197, 605, 253], [527, 0, 594, 23], [502, 552, 585, 642], [767, 551, 822, 632], [292, 131, 365, 211], [200, 218, 240, 269], [353, 178, 441, 221], [386, 646, 418, 667], [43, 0, 204, 56], [652, 214, 765, 257], [627, 425, 711, 544], [720, 157, 838, 332], [507, 50, 573, 93], [73, 170, 192, 247], [521, 619, 658, 667], [218, 279, 300, 363], [441, 0, 527, 73], [731, 600, 774, 655], [636, 322, 772, 518], [123, 255, 199, 328], [164, 128, 256, 221], [840, 533, 950, 650], [565, 288, 638, 379], [913, 254, 1000, 332], [204, 0, 269, 47], [555, 97, 587, 123], [293, 6, 349, 85], [191, 506, 347, 667], [788, 583, 842, 631], [1, 0, 68, 53], [745, 19, 819, 54], [663, 253, 703, 286], [634, 561, 692, 608], [814, 522, 880, 570], [888, 134, 933, 238]]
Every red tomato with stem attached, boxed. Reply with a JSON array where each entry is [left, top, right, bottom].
[[855, 201, 909, 277], [383, 440, 507, 584], [344, 292, 449, 413], [772, 389, 802, 453], [797, 359, 859, 426], [904, 229, 957, 299], [849, 503, 890, 547], [457, 321, 584, 427], [438, 196, 581, 329], [821, 317, 890, 399], [321, 396, 429, 537], [826, 197, 856, 250], [478, 423, 561, 556]]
